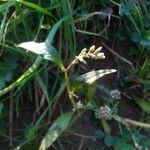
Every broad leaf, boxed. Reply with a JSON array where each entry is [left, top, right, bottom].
[[39, 112, 73, 150], [18, 42, 49, 55], [76, 69, 117, 84]]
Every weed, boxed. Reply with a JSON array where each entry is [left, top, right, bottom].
[[0, 0, 150, 150]]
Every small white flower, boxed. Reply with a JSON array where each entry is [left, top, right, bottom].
[[89, 45, 95, 52], [76, 46, 105, 64], [73, 101, 83, 111], [81, 48, 87, 54], [95, 105, 112, 120], [93, 47, 102, 55], [110, 89, 121, 100], [75, 56, 87, 64], [97, 52, 105, 59]]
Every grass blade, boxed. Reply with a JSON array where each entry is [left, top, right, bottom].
[[16, 0, 52, 16]]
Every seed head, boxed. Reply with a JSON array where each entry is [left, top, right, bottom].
[[76, 45, 105, 64], [95, 105, 112, 120], [73, 101, 84, 111], [110, 89, 121, 100]]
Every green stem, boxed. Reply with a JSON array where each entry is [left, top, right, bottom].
[[125, 118, 150, 128], [64, 71, 75, 106], [113, 115, 150, 128]]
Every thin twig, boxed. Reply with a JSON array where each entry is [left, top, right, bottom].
[[78, 137, 84, 150], [67, 131, 96, 140], [125, 118, 150, 128], [101, 41, 134, 69]]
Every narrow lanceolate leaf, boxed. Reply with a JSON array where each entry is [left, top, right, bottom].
[[133, 96, 150, 113], [76, 69, 117, 84], [45, 18, 65, 45], [44, 17, 69, 69], [15, 0, 51, 16], [39, 112, 73, 150]]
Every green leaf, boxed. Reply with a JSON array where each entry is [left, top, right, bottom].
[[45, 17, 68, 69], [24, 124, 37, 141], [119, 3, 129, 16], [144, 16, 150, 29], [0, 2, 11, 12], [45, 17, 67, 45], [131, 32, 141, 43], [133, 96, 150, 113], [19, 18, 66, 68], [87, 82, 97, 101], [140, 38, 150, 46], [16, 0, 51, 16], [104, 135, 114, 147], [76, 69, 117, 84], [94, 129, 105, 140], [143, 80, 150, 90], [44, 46, 63, 69], [119, 0, 136, 16], [143, 30, 150, 40], [0, 103, 3, 116], [39, 112, 73, 150]]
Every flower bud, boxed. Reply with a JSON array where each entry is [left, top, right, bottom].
[[89, 45, 95, 52]]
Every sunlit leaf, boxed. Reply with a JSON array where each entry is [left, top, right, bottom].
[[39, 112, 73, 150], [18, 42, 49, 55], [76, 69, 117, 84]]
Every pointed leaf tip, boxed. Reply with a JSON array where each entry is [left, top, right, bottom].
[[77, 69, 117, 84]]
